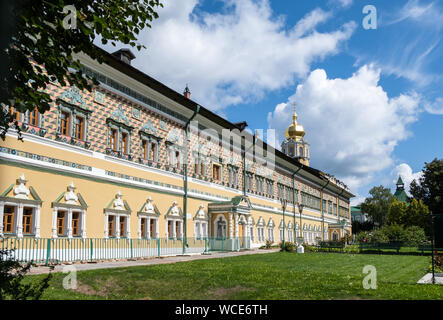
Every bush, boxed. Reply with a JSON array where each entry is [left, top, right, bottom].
[[371, 229, 389, 243], [280, 242, 295, 252], [265, 240, 273, 249], [356, 231, 371, 243], [382, 224, 406, 243], [404, 226, 427, 246], [0, 250, 52, 300]]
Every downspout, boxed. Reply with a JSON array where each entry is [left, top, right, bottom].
[[292, 164, 303, 241], [320, 179, 330, 242], [183, 105, 200, 253]]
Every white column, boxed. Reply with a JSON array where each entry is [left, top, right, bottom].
[[16, 203, 24, 239], [0, 202, 4, 237], [126, 215, 131, 238], [67, 208, 73, 239], [147, 218, 151, 239], [81, 209, 86, 239], [104, 213, 109, 239], [138, 216, 142, 239], [172, 220, 176, 239], [34, 206, 41, 239], [155, 219, 159, 239], [52, 208, 58, 238], [234, 214, 239, 238], [229, 213, 233, 238], [115, 215, 120, 239]]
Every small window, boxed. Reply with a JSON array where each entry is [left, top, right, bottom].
[[141, 218, 146, 238], [121, 133, 128, 155], [3, 206, 15, 234], [22, 207, 33, 235], [213, 164, 221, 180], [9, 107, 21, 122], [57, 211, 66, 236], [29, 108, 39, 127], [119, 216, 126, 237], [110, 128, 118, 151], [108, 216, 115, 237], [60, 111, 70, 136], [150, 219, 156, 239], [74, 116, 84, 140], [175, 151, 180, 169], [150, 142, 156, 161], [72, 212, 80, 236], [142, 140, 148, 159]]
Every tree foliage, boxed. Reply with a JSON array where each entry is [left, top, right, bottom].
[[360, 185, 395, 227], [410, 158, 443, 215], [386, 200, 408, 226], [0, 0, 163, 139], [0, 250, 52, 300]]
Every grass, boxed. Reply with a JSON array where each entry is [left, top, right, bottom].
[[23, 252, 443, 300]]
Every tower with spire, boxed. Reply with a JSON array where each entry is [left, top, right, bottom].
[[281, 102, 310, 166], [394, 176, 410, 203]]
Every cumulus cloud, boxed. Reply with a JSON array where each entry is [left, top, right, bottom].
[[97, 0, 356, 111], [267, 65, 421, 193], [390, 163, 423, 195]]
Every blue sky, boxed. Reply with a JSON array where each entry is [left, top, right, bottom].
[[98, 0, 443, 204]]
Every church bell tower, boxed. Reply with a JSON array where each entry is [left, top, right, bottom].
[[281, 102, 310, 166]]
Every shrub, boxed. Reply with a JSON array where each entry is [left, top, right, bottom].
[[265, 240, 273, 249], [356, 231, 371, 243], [382, 224, 406, 243], [280, 242, 295, 252], [371, 229, 389, 243], [0, 250, 52, 300], [404, 226, 427, 246]]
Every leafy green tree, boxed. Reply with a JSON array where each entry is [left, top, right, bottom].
[[404, 226, 427, 246], [381, 224, 406, 243], [360, 186, 395, 227], [410, 158, 443, 215], [386, 200, 408, 226], [405, 199, 431, 235], [0, 250, 52, 299], [0, 0, 163, 140]]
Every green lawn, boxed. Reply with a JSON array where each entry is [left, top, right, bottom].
[[24, 252, 443, 300]]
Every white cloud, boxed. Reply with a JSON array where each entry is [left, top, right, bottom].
[[97, 0, 356, 112], [389, 0, 443, 28], [424, 97, 443, 115], [390, 163, 423, 195], [267, 65, 421, 193]]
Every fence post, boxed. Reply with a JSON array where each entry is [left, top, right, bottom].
[[130, 239, 133, 259], [222, 238, 224, 252], [45, 239, 51, 266], [90, 239, 93, 262], [205, 237, 207, 253], [157, 238, 161, 258]]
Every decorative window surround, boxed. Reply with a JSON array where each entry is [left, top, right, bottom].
[[104, 191, 131, 239], [55, 99, 92, 149], [51, 182, 87, 240], [165, 201, 183, 240], [137, 196, 160, 239], [193, 204, 208, 239], [213, 214, 227, 239], [0, 174, 42, 239]]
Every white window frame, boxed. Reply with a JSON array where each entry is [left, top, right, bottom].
[[0, 201, 41, 239]]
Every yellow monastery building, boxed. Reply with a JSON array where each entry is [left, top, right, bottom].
[[0, 47, 353, 262]]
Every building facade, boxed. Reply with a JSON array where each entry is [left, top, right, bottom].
[[0, 48, 353, 259]]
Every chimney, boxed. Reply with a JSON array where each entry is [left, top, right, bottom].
[[112, 49, 136, 65], [183, 85, 191, 99]]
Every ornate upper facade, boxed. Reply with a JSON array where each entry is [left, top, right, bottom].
[[0, 47, 353, 250]]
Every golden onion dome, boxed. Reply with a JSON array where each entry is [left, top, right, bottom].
[[284, 103, 305, 140]]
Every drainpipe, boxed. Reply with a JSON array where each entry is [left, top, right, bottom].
[[243, 134, 255, 197], [183, 105, 200, 254], [320, 179, 330, 242], [292, 164, 303, 242]]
